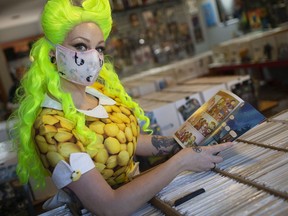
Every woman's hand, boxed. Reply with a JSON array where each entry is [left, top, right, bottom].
[[172, 142, 233, 173]]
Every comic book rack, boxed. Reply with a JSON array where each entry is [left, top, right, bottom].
[[143, 109, 288, 216]]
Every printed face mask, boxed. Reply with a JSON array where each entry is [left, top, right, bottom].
[[55, 45, 104, 86]]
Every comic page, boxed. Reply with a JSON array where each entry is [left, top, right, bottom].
[[199, 102, 266, 146], [173, 90, 246, 148]]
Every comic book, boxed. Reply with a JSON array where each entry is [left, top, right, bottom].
[[173, 90, 266, 147]]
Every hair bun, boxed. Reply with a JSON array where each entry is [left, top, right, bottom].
[[81, 0, 112, 40]]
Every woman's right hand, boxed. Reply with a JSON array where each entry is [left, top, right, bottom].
[[172, 142, 233, 172]]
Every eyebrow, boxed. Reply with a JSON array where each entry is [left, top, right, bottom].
[[72, 37, 105, 44], [71, 37, 90, 43]]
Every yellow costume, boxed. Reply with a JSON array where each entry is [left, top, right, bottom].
[[33, 86, 140, 188]]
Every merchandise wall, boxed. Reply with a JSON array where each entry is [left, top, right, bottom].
[[108, 0, 195, 77], [1, 0, 288, 118]]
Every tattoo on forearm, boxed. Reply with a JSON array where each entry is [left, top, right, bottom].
[[151, 135, 181, 156], [192, 146, 202, 153]]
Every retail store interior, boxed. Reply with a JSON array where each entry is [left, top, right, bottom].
[[1, 0, 288, 215]]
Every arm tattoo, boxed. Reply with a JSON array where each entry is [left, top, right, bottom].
[[192, 146, 202, 153], [151, 135, 181, 156]]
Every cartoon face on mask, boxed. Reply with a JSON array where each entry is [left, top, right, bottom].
[[55, 44, 104, 86]]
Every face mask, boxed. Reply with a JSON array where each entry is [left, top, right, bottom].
[[55, 45, 104, 86]]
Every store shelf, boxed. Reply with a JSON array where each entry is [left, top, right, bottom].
[[209, 60, 288, 74], [112, 0, 181, 13]]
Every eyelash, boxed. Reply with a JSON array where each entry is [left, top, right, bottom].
[[96, 46, 105, 54], [74, 43, 105, 54], [74, 43, 87, 51]]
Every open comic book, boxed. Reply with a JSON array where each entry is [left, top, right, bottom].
[[173, 90, 266, 148]]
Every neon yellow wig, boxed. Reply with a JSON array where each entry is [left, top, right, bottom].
[[12, 0, 150, 187]]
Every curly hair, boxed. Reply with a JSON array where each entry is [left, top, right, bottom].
[[11, 0, 150, 187]]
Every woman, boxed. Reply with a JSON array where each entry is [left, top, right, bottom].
[[11, 0, 232, 215]]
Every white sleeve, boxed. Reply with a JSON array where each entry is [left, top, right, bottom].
[[52, 152, 95, 189]]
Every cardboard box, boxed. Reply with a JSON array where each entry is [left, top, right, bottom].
[[180, 75, 256, 107], [163, 83, 226, 103], [136, 98, 181, 136], [141, 91, 203, 125], [142, 74, 175, 91], [141, 91, 190, 102], [173, 93, 203, 124], [214, 36, 252, 64], [123, 80, 157, 98], [193, 51, 214, 76], [178, 75, 249, 91], [173, 60, 199, 83], [250, 35, 277, 61], [0, 140, 17, 172]]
